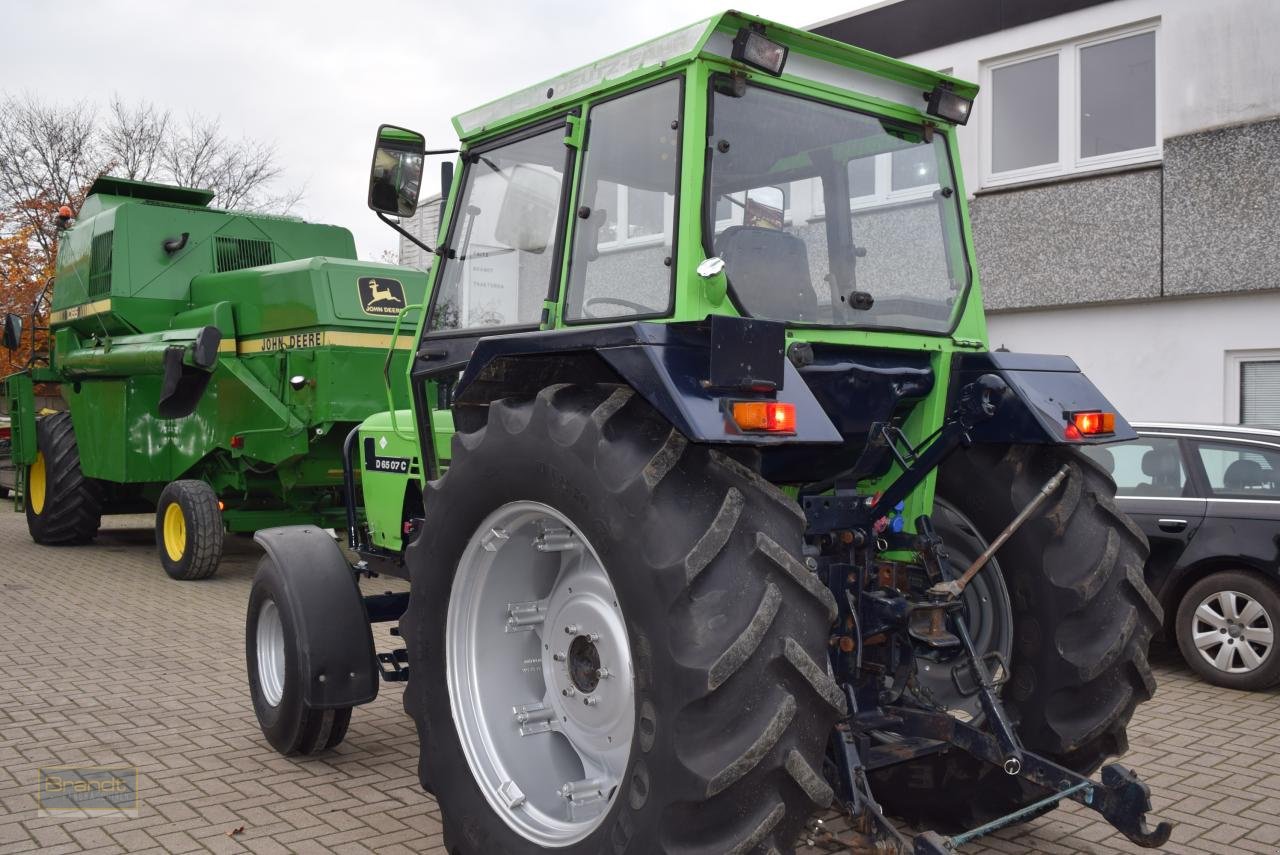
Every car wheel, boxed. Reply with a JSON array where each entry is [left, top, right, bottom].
[[1175, 570, 1280, 691]]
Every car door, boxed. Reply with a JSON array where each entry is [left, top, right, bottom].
[[1181, 436, 1280, 578], [1082, 434, 1207, 604]]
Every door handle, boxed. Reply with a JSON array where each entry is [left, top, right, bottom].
[[1157, 518, 1188, 533]]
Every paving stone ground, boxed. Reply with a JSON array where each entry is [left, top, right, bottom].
[[0, 506, 1277, 854]]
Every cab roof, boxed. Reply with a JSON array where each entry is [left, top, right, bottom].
[[453, 9, 978, 142]]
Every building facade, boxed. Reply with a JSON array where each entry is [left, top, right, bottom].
[[815, 0, 1280, 424], [401, 0, 1280, 424]]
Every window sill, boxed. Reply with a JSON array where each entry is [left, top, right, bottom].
[[974, 160, 1162, 198]]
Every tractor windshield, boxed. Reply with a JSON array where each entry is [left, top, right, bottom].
[[707, 82, 970, 334]]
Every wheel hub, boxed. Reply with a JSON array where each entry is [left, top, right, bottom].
[[568, 635, 602, 694], [447, 502, 635, 846], [1191, 589, 1274, 673]]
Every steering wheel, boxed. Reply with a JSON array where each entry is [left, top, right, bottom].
[[583, 297, 654, 318]]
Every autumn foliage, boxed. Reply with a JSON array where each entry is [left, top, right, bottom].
[[0, 203, 59, 376]]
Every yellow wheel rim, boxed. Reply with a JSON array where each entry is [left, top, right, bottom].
[[28, 453, 47, 515], [163, 502, 187, 562]]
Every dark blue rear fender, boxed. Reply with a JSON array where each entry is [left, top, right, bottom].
[[452, 319, 842, 445], [952, 351, 1137, 445]]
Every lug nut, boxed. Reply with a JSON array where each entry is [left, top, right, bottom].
[[598, 667, 612, 679], [564, 624, 578, 635], [553, 652, 566, 662], [562, 686, 576, 697], [584, 696, 600, 706]]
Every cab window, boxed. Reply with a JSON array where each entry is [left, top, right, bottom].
[[564, 79, 682, 322], [428, 127, 569, 334]]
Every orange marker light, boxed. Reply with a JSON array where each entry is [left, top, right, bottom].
[[730, 401, 797, 434], [1069, 410, 1115, 436]]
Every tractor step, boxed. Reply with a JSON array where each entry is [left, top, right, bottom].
[[377, 649, 409, 682]]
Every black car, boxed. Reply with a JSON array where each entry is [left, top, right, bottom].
[[1081, 423, 1280, 690]]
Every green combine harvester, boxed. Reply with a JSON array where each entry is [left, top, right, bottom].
[[0, 176, 426, 579]]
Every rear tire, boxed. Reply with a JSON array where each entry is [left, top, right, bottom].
[[401, 384, 845, 854], [155, 480, 224, 580], [1175, 570, 1280, 691], [873, 443, 1162, 830], [25, 412, 102, 544], [246, 555, 353, 754]]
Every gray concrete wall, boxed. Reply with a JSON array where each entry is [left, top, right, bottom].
[[973, 118, 1280, 312], [971, 168, 1162, 311], [1164, 117, 1280, 297]]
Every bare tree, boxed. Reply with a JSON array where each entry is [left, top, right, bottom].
[[0, 92, 303, 238], [101, 96, 170, 182], [0, 94, 101, 258]]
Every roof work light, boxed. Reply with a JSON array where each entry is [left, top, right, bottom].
[[732, 26, 788, 76], [924, 83, 973, 125]]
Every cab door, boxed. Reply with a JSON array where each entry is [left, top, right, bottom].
[[1083, 434, 1207, 605]]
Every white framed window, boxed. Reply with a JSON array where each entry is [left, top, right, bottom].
[[1226, 350, 1280, 426], [981, 22, 1159, 188], [594, 183, 674, 253], [809, 148, 943, 218]]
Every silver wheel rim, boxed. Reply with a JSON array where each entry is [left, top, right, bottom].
[[447, 501, 634, 846], [1191, 589, 1275, 674], [257, 599, 287, 707]]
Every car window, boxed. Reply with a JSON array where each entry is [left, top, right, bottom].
[[1194, 441, 1280, 498], [1082, 437, 1186, 497]]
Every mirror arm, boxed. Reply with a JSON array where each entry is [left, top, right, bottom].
[[376, 210, 440, 259]]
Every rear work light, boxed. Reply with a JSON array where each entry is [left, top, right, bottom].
[[732, 26, 788, 76], [924, 83, 973, 125], [1067, 410, 1116, 438], [730, 401, 796, 434]]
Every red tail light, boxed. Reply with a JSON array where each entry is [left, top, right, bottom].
[[730, 401, 796, 434], [1068, 410, 1115, 437]]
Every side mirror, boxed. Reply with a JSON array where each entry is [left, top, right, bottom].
[[744, 186, 785, 230], [2, 314, 21, 351], [368, 125, 426, 218]]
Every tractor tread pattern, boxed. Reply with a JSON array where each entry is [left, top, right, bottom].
[[26, 412, 102, 544], [402, 383, 843, 855], [874, 443, 1162, 831]]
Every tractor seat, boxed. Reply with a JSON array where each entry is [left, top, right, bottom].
[[1223, 458, 1265, 491], [715, 226, 819, 322], [1135, 448, 1182, 496]]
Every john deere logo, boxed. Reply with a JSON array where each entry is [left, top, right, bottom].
[[358, 277, 406, 316]]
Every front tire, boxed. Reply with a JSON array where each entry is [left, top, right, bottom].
[[401, 384, 845, 854], [25, 412, 102, 544], [155, 480, 224, 580], [246, 555, 353, 754], [1175, 570, 1280, 690]]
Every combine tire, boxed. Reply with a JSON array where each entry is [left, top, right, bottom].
[[246, 554, 353, 754], [25, 412, 102, 544], [874, 444, 1161, 830], [155, 480, 224, 580], [401, 384, 845, 854]]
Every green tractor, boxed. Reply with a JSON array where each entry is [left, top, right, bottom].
[[245, 12, 1171, 852], [1, 177, 426, 579]]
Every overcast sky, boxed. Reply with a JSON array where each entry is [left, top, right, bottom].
[[2, 1, 879, 261]]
